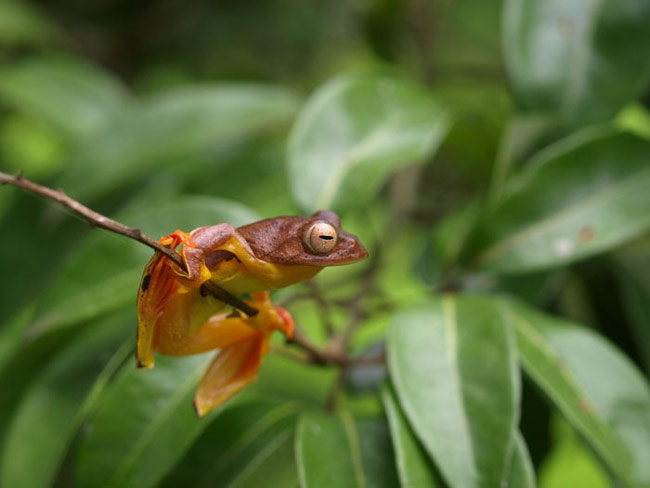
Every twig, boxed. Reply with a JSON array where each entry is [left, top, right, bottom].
[[287, 328, 385, 367], [0, 171, 258, 316]]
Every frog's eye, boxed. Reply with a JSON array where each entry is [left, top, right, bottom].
[[304, 221, 338, 254]]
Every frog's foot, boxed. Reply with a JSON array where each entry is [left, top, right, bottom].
[[274, 306, 294, 340], [194, 333, 269, 417], [245, 291, 293, 338], [159, 229, 195, 249]]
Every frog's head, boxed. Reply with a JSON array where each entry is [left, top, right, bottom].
[[237, 210, 368, 266]]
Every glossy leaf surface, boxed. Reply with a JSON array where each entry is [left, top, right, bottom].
[[506, 301, 650, 487], [161, 401, 299, 488], [57, 85, 297, 201], [75, 354, 215, 488], [381, 384, 442, 488], [0, 55, 126, 138], [296, 411, 399, 488], [288, 74, 449, 213], [387, 295, 519, 488], [503, 0, 650, 125], [470, 130, 650, 273], [1, 313, 130, 488]]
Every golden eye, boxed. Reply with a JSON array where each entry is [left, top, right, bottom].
[[304, 221, 337, 254]]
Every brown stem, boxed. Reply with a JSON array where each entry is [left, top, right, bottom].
[[0, 171, 257, 316], [287, 328, 385, 367]]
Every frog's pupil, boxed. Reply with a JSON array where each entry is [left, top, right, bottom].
[[319, 235, 334, 240]]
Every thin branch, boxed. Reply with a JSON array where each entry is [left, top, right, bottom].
[[287, 328, 385, 367], [0, 171, 258, 316]]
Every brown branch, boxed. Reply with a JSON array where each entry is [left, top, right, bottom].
[[287, 328, 385, 367], [0, 171, 258, 316]]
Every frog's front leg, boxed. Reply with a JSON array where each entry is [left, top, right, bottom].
[[136, 226, 249, 368], [176, 224, 276, 287]]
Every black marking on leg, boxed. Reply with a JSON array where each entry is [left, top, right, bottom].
[[141, 274, 151, 292]]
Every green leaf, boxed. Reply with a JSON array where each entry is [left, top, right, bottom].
[[75, 353, 215, 488], [503, 0, 650, 125], [381, 384, 442, 488], [229, 425, 298, 488], [0, 312, 131, 488], [488, 114, 559, 206], [386, 295, 519, 488], [505, 300, 650, 487], [28, 196, 259, 337], [0, 55, 127, 139], [57, 84, 298, 202], [0, 327, 81, 464], [418, 202, 479, 283], [0, 306, 34, 373], [538, 416, 611, 488], [469, 129, 650, 273], [615, 104, 650, 140], [296, 411, 399, 488], [287, 74, 450, 213], [505, 432, 536, 488], [615, 243, 650, 374], [161, 401, 299, 488]]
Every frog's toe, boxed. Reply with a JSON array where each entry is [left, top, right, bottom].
[[274, 306, 295, 340]]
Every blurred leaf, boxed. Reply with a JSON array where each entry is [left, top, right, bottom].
[[75, 353, 215, 488], [418, 202, 479, 284], [468, 129, 650, 273], [57, 84, 298, 202], [0, 56, 127, 139], [229, 426, 297, 488], [162, 401, 299, 488], [288, 73, 450, 213], [252, 354, 337, 405], [616, 104, 650, 140], [0, 0, 61, 46], [0, 312, 131, 488], [503, 0, 650, 125], [29, 196, 259, 337], [381, 384, 442, 488], [505, 432, 536, 488], [538, 416, 611, 488], [505, 300, 650, 487], [0, 114, 65, 178], [0, 306, 34, 373], [488, 114, 559, 206], [0, 327, 80, 464], [296, 411, 399, 488], [614, 244, 650, 374], [387, 295, 519, 488]]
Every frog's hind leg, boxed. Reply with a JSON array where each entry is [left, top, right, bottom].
[[157, 311, 257, 356], [136, 250, 182, 368], [194, 332, 269, 416]]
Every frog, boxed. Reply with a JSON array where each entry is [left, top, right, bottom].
[[136, 210, 368, 415]]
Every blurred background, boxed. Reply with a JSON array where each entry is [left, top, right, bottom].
[[1, 0, 649, 487]]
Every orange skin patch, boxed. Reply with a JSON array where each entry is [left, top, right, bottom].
[[136, 212, 367, 416]]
